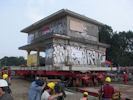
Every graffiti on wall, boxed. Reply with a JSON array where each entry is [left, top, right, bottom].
[[46, 49, 53, 59], [52, 44, 105, 65], [42, 27, 50, 35], [53, 45, 66, 64], [38, 18, 67, 37], [50, 23, 66, 34], [41, 23, 66, 36], [28, 18, 67, 43]]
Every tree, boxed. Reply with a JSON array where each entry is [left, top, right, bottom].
[[99, 25, 113, 44], [0, 56, 26, 67], [99, 25, 133, 66], [99, 25, 113, 61]]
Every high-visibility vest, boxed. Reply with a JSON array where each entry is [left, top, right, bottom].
[[80, 97, 88, 100], [113, 92, 122, 100]]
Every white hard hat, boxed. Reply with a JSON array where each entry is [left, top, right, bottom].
[[0, 79, 8, 87]]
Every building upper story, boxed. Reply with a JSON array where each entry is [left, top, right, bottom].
[[21, 9, 104, 45]]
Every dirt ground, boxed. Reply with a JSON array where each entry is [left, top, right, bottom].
[[10, 78, 133, 100], [10, 78, 97, 100], [10, 78, 31, 100]]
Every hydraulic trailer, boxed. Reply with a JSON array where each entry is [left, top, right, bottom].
[[0, 66, 117, 87]]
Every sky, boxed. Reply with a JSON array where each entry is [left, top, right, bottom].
[[0, 0, 133, 59]]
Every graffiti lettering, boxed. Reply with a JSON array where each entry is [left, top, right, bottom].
[[51, 44, 106, 66]]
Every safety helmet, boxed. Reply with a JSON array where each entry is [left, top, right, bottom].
[[47, 82, 55, 90], [3, 74, 8, 79], [83, 92, 88, 96], [0, 79, 8, 87], [105, 77, 111, 82]]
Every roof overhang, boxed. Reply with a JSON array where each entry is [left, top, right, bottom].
[[21, 9, 104, 33]]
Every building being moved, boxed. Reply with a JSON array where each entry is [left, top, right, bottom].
[[19, 9, 109, 70]]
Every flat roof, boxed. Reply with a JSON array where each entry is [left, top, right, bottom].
[[21, 9, 104, 33]]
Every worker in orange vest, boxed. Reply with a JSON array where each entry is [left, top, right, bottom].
[[80, 92, 88, 100]]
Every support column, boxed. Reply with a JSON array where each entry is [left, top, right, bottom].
[[37, 50, 40, 66], [27, 50, 31, 56], [27, 50, 31, 67]]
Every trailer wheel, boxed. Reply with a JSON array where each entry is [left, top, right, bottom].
[[11, 71, 16, 76], [24, 74, 27, 80], [67, 78, 72, 86], [73, 79, 76, 87], [79, 79, 82, 86]]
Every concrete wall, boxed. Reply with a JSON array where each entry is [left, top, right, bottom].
[[27, 15, 106, 67], [45, 38, 106, 66], [27, 16, 67, 44], [67, 16, 99, 42], [45, 48, 53, 65], [53, 44, 105, 66], [27, 16, 100, 44]]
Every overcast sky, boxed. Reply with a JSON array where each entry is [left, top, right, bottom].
[[0, 0, 133, 59]]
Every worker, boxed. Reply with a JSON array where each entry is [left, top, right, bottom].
[[41, 82, 63, 100], [3, 74, 12, 94], [3, 74, 11, 84], [0, 79, 13, 100], [99, 77, 114, 100], [80, 92, 88, 100], [29, 79, 46, 100], [123, 72, 127, 84]]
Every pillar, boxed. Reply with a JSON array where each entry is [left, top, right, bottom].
[[37, 50, 40, 66]]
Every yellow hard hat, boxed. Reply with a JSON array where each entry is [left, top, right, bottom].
[[83, 92, 88, 96], [3, 74, 8, 79], [105, 77, 111, 82], [47, 82, 55, 90]]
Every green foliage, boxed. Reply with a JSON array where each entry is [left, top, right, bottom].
[[0, 56, 26, 67], [99, 25, 113, 44], [99, 25, 133, 66], [0, 56, 45, 67]]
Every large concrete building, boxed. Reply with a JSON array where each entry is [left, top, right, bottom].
[[19, 9, 109, 69]]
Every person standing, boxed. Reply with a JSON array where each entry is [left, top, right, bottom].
[[0, 79, 13, 100], [41, 82, 63, 100], [99, 77, 114, 100], [2, 74, 12, 94], [29, 79, 46, 100], [80, 92, 88, 100], [123, 72, 127, 84]]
